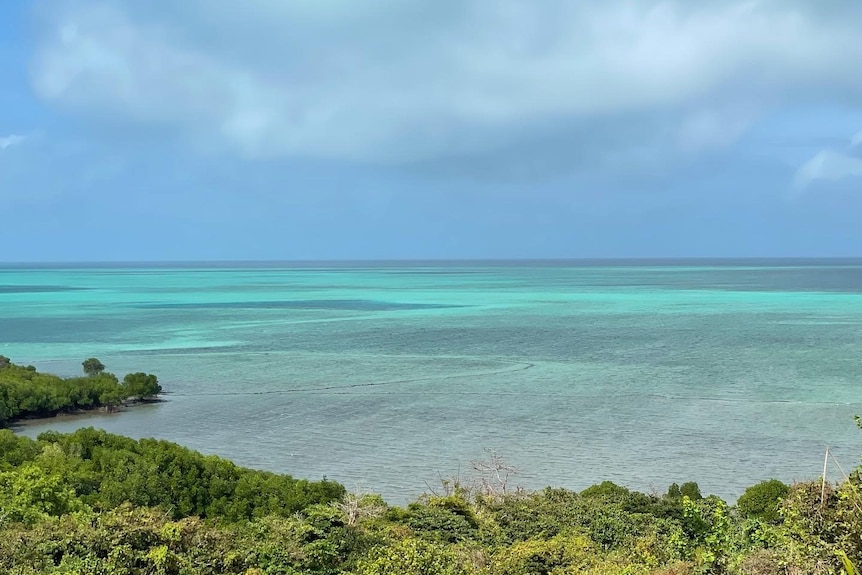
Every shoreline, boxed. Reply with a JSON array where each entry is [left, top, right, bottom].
[[7, 397, 165, 430]]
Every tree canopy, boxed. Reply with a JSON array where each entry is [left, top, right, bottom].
[[122, 372, 162, 400], [0, 359, 162, 426], [82, 357, 106, 377], [0, 426, 860, 574], [0, 428, 344, 523], [0, 435, 860, 575]]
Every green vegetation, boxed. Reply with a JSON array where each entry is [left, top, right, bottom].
[[121, 372, 162, 401], [0, 428, 344, 523], [736, 479, 790, 524], [2, 360, 861, 573], [0, 427, 861, 574], [0, 358, 162, 426], [81, 358, 106, 377]]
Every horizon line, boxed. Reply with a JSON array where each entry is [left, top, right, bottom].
[[2, 256, 862, 267]]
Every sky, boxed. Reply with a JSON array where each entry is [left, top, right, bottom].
[[2, 0, 862, 261]]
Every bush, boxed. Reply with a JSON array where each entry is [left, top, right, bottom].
[[403, 500, 479, 543], [680, 482, 702, 501], [737, 480, 790, 524], [356, 538, 470, 575], [491, 534, 596, 575]]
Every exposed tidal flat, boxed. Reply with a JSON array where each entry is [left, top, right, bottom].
[[2, 260, 861, 503]]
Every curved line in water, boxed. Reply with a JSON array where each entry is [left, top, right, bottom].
[[26, 352, 861, 407], [168, 358, 535, 397], [167, 378, 861, 407]]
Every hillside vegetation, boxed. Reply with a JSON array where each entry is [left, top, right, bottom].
[[1, 361, 860, 574], [0, 427, 860, 574]]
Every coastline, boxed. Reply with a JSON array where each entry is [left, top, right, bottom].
[[7, 397, 165, 430]]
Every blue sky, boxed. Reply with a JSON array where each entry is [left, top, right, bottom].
[[2, 0, 862, 261]]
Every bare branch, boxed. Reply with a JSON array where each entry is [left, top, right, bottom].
[[469, 449, 521, 500], [333, 491, 387, 526]]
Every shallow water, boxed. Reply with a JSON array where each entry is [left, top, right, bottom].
[[3, 260, 861, 502]]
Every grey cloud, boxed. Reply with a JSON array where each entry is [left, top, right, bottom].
[[30, 0, 862, 164]]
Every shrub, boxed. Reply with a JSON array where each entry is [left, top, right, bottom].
[[356, 538, 470, 575], [737, 480, 790, 524]]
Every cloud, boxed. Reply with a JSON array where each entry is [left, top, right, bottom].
[[0, 134, 24, 150], [793, 149, 862, 191], [675, 108, 755, 152], [29, 0, 862, 164], [792, 124, 862, 191]]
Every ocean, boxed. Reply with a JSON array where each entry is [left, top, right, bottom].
[[2, 260, 861, 502]]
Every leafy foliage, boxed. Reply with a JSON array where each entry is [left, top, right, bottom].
[[81, 358, 106, 377], [736, 480, 790, 524], [122, 372, 162, 400], [0, 359, 161, 426], [0, 428, 345, 523], [1, 420, 862, 574], [356, 538, 470, 575]]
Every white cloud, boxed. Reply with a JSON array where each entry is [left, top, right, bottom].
[[0, 134, 24, 150], [29, 0, 862, 163], [793, 124, 862, 192], [793, 149, 862, 190]]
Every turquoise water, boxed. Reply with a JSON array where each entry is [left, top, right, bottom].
[[3, 260, 861, 502]]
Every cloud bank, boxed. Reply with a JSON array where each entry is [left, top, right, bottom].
[[30, 0, 862, 164]]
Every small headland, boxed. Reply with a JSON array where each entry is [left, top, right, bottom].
[[0, 355, 163, 428]]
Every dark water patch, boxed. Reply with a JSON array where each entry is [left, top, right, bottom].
[[377, 270, 497, 276], [233, 311, 862, 370], [0, 316, 164, 344], [127, 283, 414, 294], [125, 284, 310, 294], [0, 285, 88, 294], [677, 267, 862, 294], [136, 299, 465, 311], [125, 346, 242, 356], [497, 267, 862, 293]]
